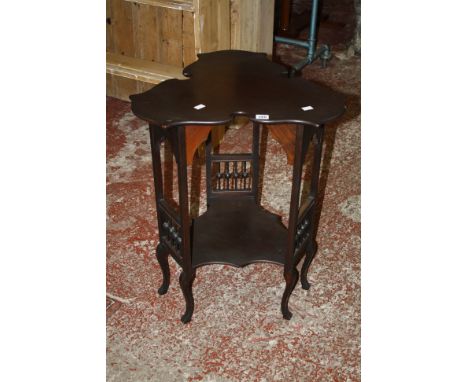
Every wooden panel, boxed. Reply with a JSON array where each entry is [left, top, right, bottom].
[[107, 0, 275, 101], [211, 125, 226, 148], [138, 81, 156, 94], [257, 0, 275, 55], [107, 74, 159, 101], [266, 124, 296, 165], [196, 125, 227, 161], [159, 7, 184, 66], [132, 4, 184, 66], [107, 73, 139, 101], [230, 0, 274, 55], [186, 126, 211, 165], [107, 52, 185, 83], [106, 0, 112, 51], [230, 0, 242, 50], [106, 73, 114, 96], [124, 0, 194, 11], [185, 124, 228, 165], [195, 0, 230, 53], [106, 53, 188, 100], [182, 11, 197, 66], [109, 0, 135, 56]]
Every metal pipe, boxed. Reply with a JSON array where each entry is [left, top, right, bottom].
[[307, 0, 319, 61], [274, 0, 330, 73], [274, 35, 310, 49]]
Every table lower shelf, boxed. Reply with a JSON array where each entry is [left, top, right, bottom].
[[192, 198, 287, 268]]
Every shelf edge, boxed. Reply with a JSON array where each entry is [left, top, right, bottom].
[[123, 0, 194, 12]]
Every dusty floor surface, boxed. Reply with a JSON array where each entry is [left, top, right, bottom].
[[106, 14, 361, 381]]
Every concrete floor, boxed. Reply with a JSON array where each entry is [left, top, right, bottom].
[[107, 6, 360, 381]]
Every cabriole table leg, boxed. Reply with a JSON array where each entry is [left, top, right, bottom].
[[156, 243, 170, 295], [175, 125, 195, 323], [281, 124, 307, 319], [179, 270, 196, 323], [300, 125, 325, 290]]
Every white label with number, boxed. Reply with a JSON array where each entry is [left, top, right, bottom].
[[255, 114, 270, 120], [301, 105, 314, 111], [194, 104, 206, 110]]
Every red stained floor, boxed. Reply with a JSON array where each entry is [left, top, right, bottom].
[[107, 9, 360, 381]]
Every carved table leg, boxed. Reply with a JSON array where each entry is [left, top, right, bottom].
[[282, 124, 308, 320], [149, 125, 172, 296], [173, 125, 196, 324], [179, 270, 196, 323], [300, 125, 324, 290], [301, 239, 318, 290], [281, 267, 299, 320], [156, 243, 170, 295]]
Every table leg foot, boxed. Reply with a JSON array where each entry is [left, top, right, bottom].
[[156, 243, 170, 295], [281, 268, 299, 320], [301, 240, 318, 290], [179, 270, 195, 323]]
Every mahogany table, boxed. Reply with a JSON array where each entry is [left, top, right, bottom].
[[130, 50, 344, 323]]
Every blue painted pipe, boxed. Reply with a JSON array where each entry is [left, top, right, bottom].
[[274, 0, 330, 72], [275, 36, 310, 49], [307, 0, 319, 60]]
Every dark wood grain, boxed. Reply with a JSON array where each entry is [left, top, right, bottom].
[[130, 50, 345, 129], [132, 50, 345, 323], [266, 124, 296, 164], [192, 199, 287, 268], [185, 125, 211, 165], [156, 243, 170, 295]]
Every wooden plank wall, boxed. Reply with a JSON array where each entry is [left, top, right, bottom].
[[107, 0, 274, 100], [132, 4, 183, 66], [106, 74, 155, 100], [108, 0, 135, 57], [107, 0, 197, 99], [108, 0, 195, 67], [195, 0, 230, 53], [230, 0, 274, 55], [182, 11, 198, 66]]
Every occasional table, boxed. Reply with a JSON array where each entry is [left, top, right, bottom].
[[130, 50, 344, 323]]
